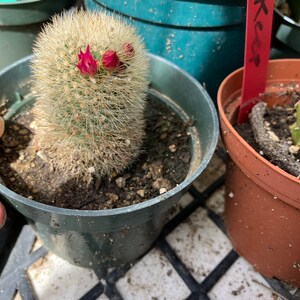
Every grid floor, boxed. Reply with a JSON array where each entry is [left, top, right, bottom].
[[0, 146, 299, 300]]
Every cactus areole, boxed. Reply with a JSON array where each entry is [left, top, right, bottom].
[[32, 11, 149, 182]]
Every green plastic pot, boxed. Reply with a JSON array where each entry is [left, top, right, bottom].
[[0, 0, 74, 25], [0, 54, 219, 268], [0, 0, 74, 70]]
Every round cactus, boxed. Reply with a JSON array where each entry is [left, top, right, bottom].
[[31, 10, 149, 181]]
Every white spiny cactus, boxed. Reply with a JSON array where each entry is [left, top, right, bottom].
[[31, 10, 149, 181]]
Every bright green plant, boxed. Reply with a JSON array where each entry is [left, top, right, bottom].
[[290, 101, 300, 146], [32, 11, 149, 182]]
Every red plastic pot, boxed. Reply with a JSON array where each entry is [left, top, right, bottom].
[[217, 59, 300, 286]]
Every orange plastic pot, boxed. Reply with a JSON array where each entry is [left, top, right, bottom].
[[217, 59, 300, 286]]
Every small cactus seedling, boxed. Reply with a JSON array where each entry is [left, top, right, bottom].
[[31, 11, 149, 181], [290, 101, 300, 146]]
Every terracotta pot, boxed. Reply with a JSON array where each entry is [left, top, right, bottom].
[[217, 59, 300, 286]]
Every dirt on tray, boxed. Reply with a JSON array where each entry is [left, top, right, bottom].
[[0, 96, 192, 210]]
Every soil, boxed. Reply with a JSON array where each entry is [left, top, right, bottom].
[[235, 89, 300, 178], [0, 96, 192, 210]]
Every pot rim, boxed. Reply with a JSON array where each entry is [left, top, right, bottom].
[[274, 7, 300, 29], [91, 0, 246, 28], [0, 0, 41, 6], [0, 54, 219, 217], [217, 58, 300, 184]]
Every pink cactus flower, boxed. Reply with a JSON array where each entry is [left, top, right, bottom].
[[101, 50, 121, 71], [122, 43, 135, 58], [76, 45, 97, 76]]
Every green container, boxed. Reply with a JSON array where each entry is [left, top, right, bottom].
[[0, 54, 218, 268], [85, 0, 246, 101], [0, 0, 74, 70]]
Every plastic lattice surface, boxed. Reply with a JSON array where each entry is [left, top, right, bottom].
[[0, 150, 299, 300]]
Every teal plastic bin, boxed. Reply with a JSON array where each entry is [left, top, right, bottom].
[[84, 0, 246, 100], [0, 0, 74, 70]]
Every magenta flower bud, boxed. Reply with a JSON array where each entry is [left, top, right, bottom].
[[122, 43, 135, 58], [101, 50, 121, 71], [76, 45, 97, 76]]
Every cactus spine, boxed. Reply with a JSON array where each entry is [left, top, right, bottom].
[[31, 11, 149, 181]]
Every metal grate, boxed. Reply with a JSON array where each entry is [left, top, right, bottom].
[[0, 149, 299, 300]]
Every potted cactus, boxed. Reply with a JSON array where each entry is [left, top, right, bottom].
[[218, 59, 300, 287], [0, 11, 218, 267], [31, 11, 149, 185]]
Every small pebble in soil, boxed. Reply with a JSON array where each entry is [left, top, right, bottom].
[[168, 144, 177, 152], [115, 177, 126, 189], [159, 188, 167, 194], [152, 178, 172, 192], [149, 161, 163, 180], [267, 130, 280, 142], [136, 189, 145, 197], [289, 145, 300, 154]]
